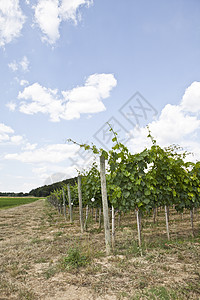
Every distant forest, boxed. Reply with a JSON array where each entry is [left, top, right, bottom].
[[0, 176, 77, 198]]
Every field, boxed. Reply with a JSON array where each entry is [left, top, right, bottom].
[[0, 199, 200, 299], [0, 197, 41, 210]]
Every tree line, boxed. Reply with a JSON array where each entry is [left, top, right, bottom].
[[0, 177, 77, 198]]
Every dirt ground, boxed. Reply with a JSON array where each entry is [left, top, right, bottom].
[[0, 199, 200, 300]]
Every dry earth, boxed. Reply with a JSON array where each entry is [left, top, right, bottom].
[[0, 199, 200, 300]]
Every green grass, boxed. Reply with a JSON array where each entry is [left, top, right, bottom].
[[60, 246, 90, 270], [131, 286, 178, 300], [0, 197, 41, 209]]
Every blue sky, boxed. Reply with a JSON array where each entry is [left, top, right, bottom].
[[1, 0, 200, 192]]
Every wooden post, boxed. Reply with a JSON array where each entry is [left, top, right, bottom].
[[112, 206, 115, 250], [67, 184, 73, 223], [91, 207, 94, 220], [57, 196, 60, 213], [100, 155, 111, 255], [118, 211, 121, 227], [95, 208, 98, 222], [99, 207, 102, 228], [84, 205, 89, 231], [139, 211, 142, 231], [78, 176, 84, 233], [153, 207, 156, 224], [167, 206, 170, 222], [165, 205, 170, 241], [136, 209, 142, 247], [190, 209, 195, 237], [112, 206, 115, 249], [62, 188, 67, 220]]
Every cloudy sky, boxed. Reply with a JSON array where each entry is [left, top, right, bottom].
[[1, 0, 200, 192]]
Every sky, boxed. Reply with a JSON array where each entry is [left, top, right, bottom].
[[1, 0, 200, 192]]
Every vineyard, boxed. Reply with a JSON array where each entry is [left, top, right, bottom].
[[1, 129, 200, 299], [47, 128, 200, 254], [0, 198, 199, 299]]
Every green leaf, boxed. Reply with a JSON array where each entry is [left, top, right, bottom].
[[144, 190, 151, 196], [84, 145, 90, 150], [123, 191, 130, 199], [143, 199, 150, 204], [112, 137, 117, 143]]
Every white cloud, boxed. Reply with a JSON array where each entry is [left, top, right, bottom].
[[20, 56, 29, 71], [18, 82, 63, 122], [8, 56, 30, 72], [10, 135, 24, 144], [59, 0, 92, 23], [128, 82, 200, 161], [0, 123, 14, 134], [33, 0, 92, 44], [62, 73, 117, 120], [180, 81, 200, 113], [149, 104, 200, 145], [0, 0, 26, 47], [16, 73, 117, 121], [0, 123, 14, 142], [0, 123, 24, 145], [20, 79, 29, 86], [6, 102, 16, 111], [5, 143, 79, 163], [32, 166, 48, 180], [8, 61, 18, 71], [34, 0, 60, 44], [32, 165, 77, 184], [22, 143, 38, 151]]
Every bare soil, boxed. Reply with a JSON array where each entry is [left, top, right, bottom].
[[0, 200, 200, 299]]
